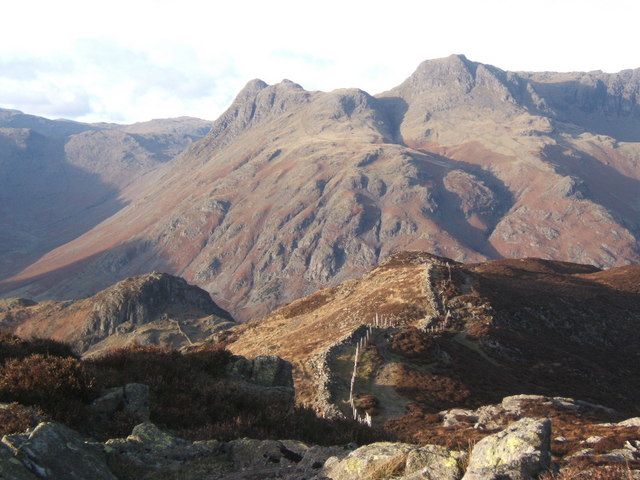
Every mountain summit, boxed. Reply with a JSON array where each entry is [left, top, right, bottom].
[[1, 56, 639, 320]]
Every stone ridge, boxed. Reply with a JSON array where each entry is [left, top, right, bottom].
[[228, 253, 640, 427]]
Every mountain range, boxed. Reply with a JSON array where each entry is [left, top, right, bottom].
[[1, 55, 640, 478], [1, 54, 639, 322]]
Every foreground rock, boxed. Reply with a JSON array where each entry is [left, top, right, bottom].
[[2, 422, 116, 480], [322, 442, 466, 480], [462, 418, 551, 480], [1, 407, 639, 479], [105, 422, 229, 479]]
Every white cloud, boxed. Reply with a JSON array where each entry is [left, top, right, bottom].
[[1, 0, 638, 123]]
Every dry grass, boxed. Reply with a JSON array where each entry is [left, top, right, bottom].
[[364, 453, 408, 480]]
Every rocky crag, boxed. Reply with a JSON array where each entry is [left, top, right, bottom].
[[1, 56, 639, 320], [0, 272, 234, 356]]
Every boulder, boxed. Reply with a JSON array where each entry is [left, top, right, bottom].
[[322, 442, 465, 480], [1, 422, 116, 480], [90, 383, 150, 423], [602, 440, 640, 462], [403, 445, 467, 480], [228, 355, 294, 388], [462, 417, 551, 480], [105, 422, 229, 478]]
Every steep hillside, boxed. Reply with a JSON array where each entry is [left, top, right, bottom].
[[0, 109, 210, 280], [0, 272, 234, 356], [226, 252, 640, 439], [1, 56, 639, 321]]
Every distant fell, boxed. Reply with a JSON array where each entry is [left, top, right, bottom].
[[1, 56, 639, 321]]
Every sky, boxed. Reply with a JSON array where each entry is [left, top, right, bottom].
[[1, 0, 638, 124]]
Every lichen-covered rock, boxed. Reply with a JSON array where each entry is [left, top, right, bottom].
[[128, 422, 185, 450], [322, 442, 465, 480], [462, 417, 551, 480], [297, 444, 353, 470], [0, 443, 38, 480], [1, 422, 116, 480], [106, 422, 194, 466], [402, 445, 467, 480]]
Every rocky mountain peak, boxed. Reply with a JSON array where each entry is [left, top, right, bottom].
[[204, 78, 310, 150], [393, 54, 481, 95], [81, 272, 233, 345]]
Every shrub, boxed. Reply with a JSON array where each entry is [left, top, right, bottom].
[[0, 402, 45, 436], [0, 341, 394, 445], [0, 331, 77, 363], [0, 354, 95, 426], [88, 344, 391, 445]]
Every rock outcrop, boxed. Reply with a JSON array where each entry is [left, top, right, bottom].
[[323, 442, 466, 480], [2, 422, 117, 480], [227, 355, 294, 389], [462, 418, 551, 480], [2, 403, 640, 479], [104, 422, 228, 478], [0, 272, 235, 356]]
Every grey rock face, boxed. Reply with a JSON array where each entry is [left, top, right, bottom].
[[1, 422, 117, 480], [77, 272, 233, 351], [462, 418, 551, 480]]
